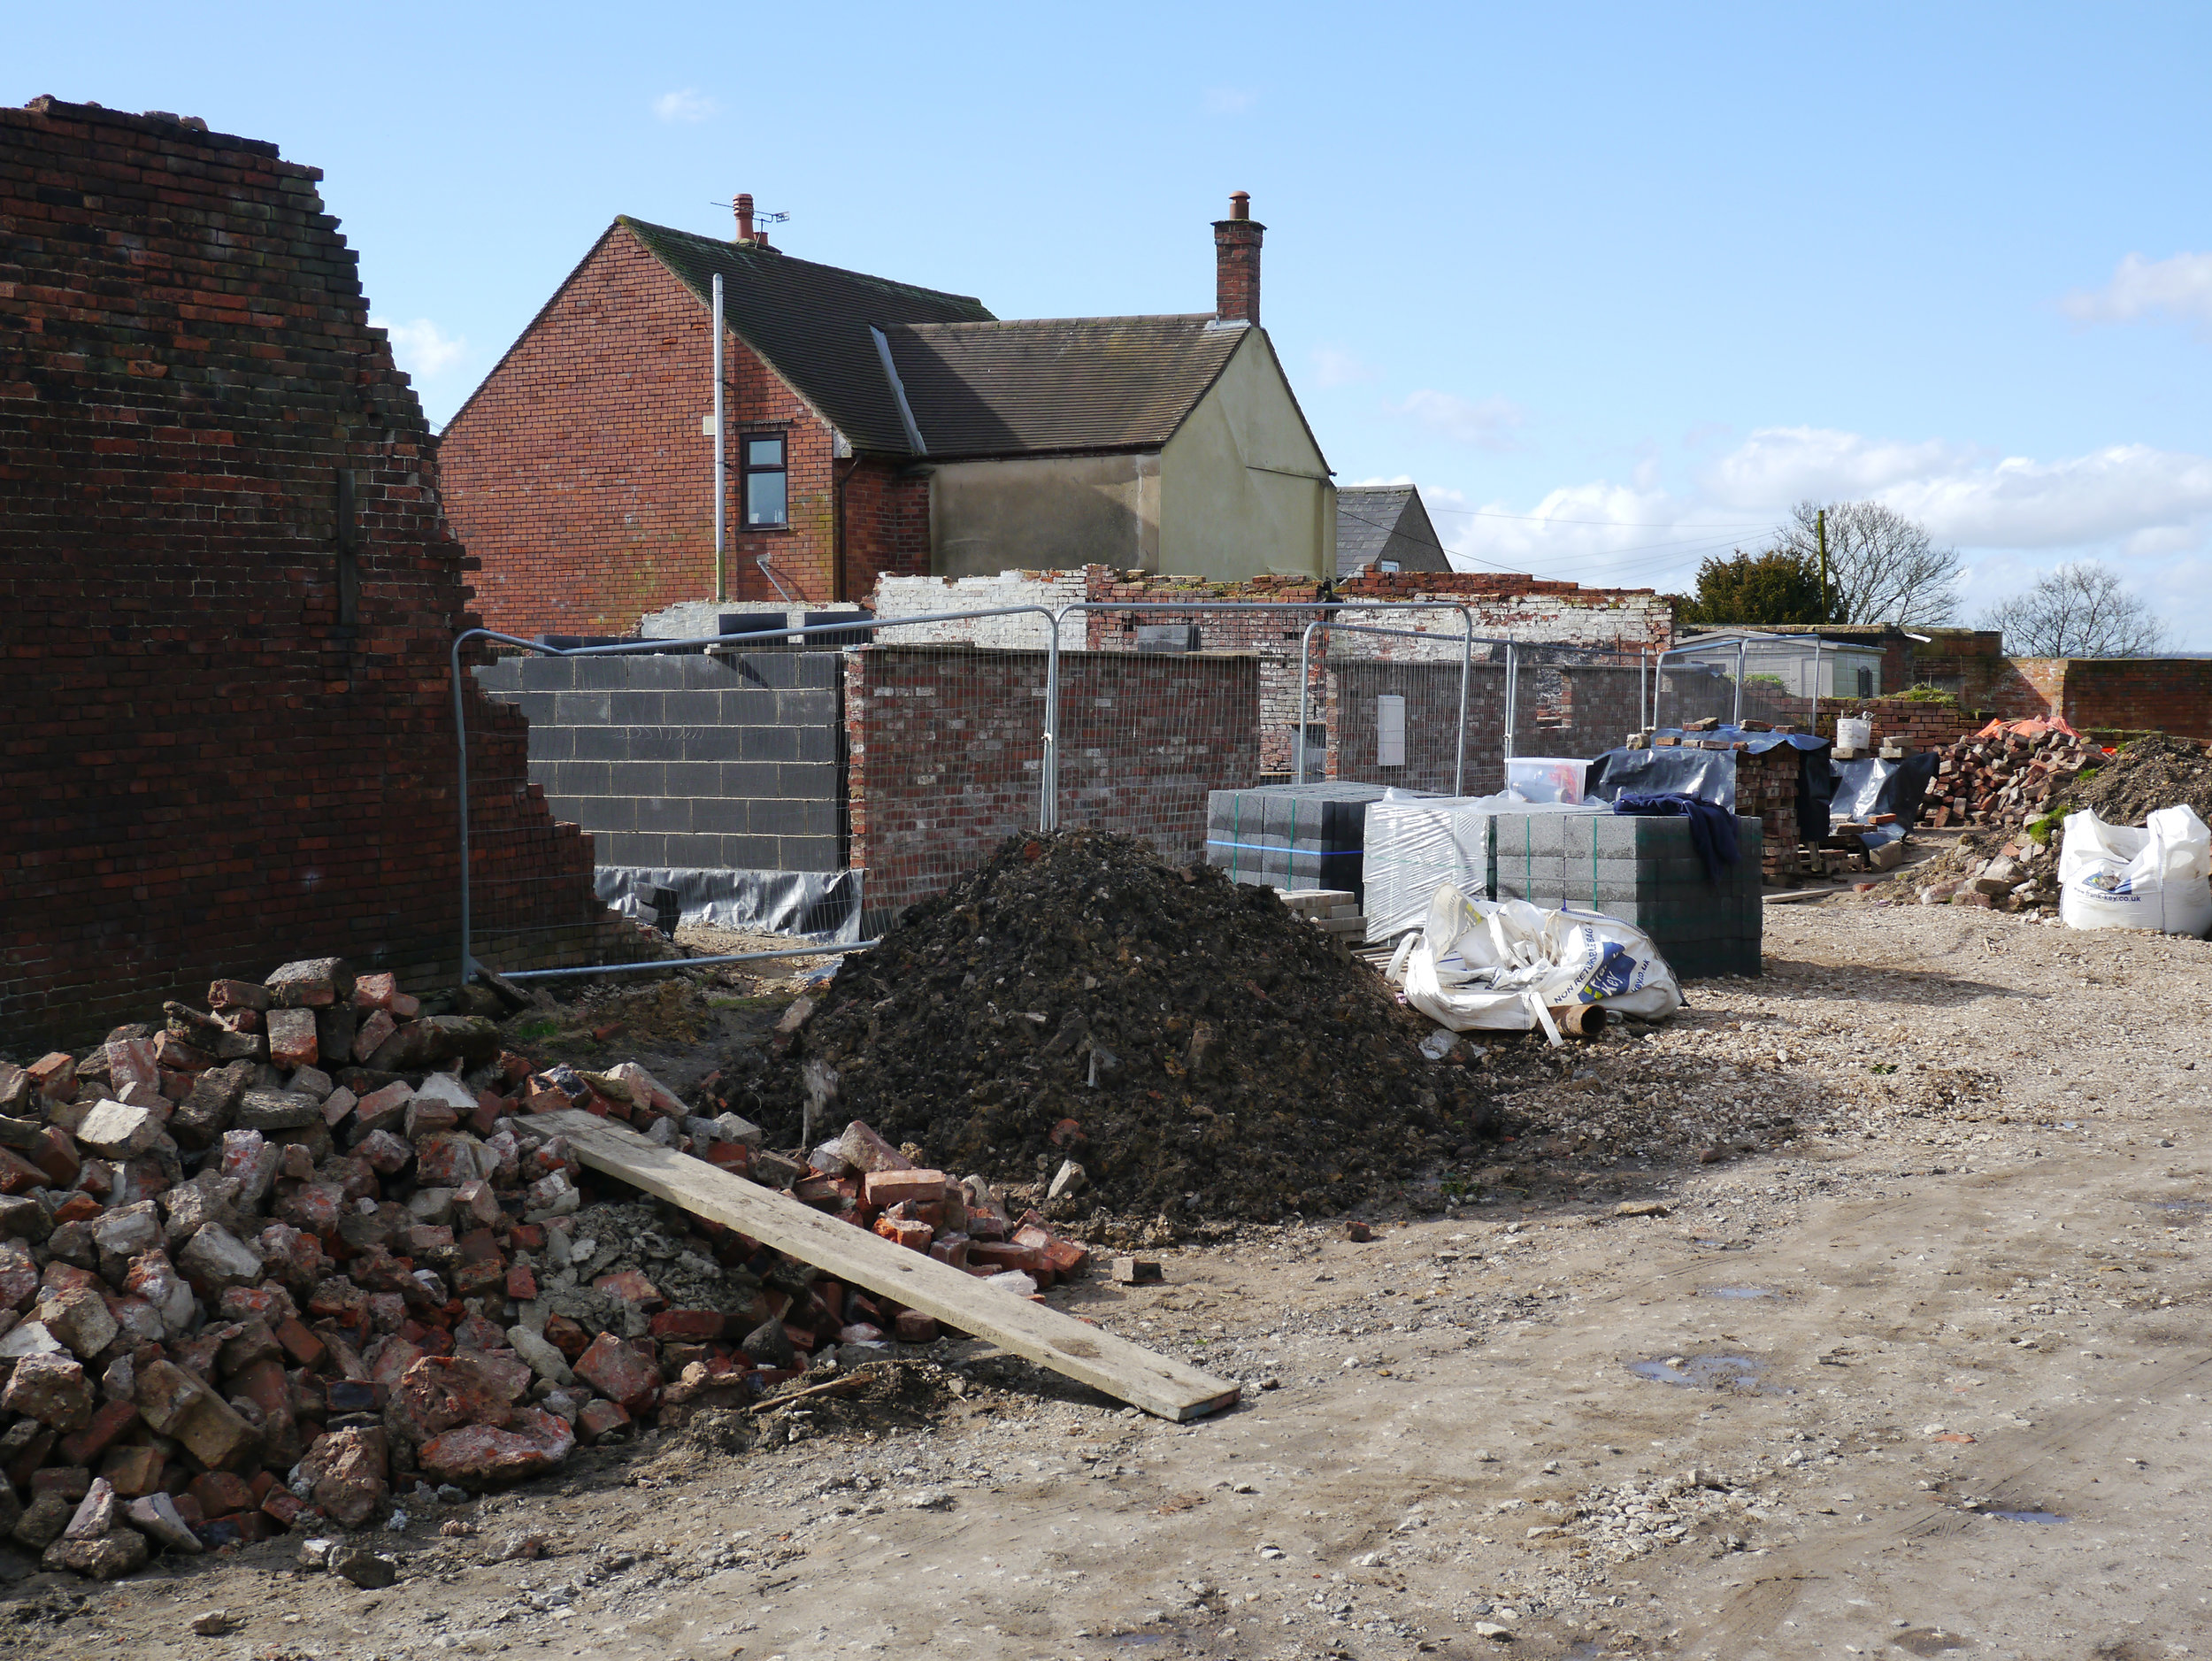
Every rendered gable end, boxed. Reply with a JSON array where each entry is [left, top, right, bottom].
[[1156, 328, 1333, 582]]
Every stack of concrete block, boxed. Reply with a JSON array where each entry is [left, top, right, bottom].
[[1275, 889, 1365, 938], [1488, 810, 1764, 979], [1204, 783, 1402, 903]]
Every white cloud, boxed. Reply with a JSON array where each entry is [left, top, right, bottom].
[[1311, 346, 1379, 388], [653, 88, 718, 123], [1202, 86, 1258, 115], [2062, 251, 2212, 335], [1409, 425, 2212, 642], [1397, 389, 1528, 451], [371, 316, 468, 381]]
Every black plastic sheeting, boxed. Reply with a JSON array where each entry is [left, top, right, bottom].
[[594, 865, 864, 944], [1587, 727, 1841, 842], [1829, 753, 1941, 847]]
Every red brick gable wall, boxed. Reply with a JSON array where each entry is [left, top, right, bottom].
[[439, 226, 927, 635], [0, 97, 624, 1050]]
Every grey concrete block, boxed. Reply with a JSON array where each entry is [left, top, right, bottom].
[[663, 761, 722, 796], [722, 834, 783, 868], [691, 797, 752, 834], [549, 760, 611, 797], [662, 834, 729, 867], [552, 692, 611, 726], [529, 725, 575, 762], [746, 654, 800, 689], [626, 726, 686, 762], [514, 657, 574, 690], [719, 688, 781, 726], [661, 688, 726, 724], [778, 688, 837, 724], [607, 761, 667, 796], [778, 834, 842, 873], [680, 655, 740, 689], [741, 726, 801, 763], [474, 661, 521, 692], [602, 833, 667, 866], [794, 798, 839, 836], [793, 725, 838, 764], [569, 725, 627, 761], [582, 795, 638, 833], [635, 796, 692, 834], [682, 726, 746, 763], [749, 797, 808, 835], [607, 690, 664, 725], [718, 761, 781, 798], [615, 654, 690, 688], [795, 652, 841, 690], [572, 658, 632, 690], [779, 761, 841, 801]]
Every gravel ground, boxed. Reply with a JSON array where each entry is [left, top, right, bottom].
[[16, 896, 2212, 1659]]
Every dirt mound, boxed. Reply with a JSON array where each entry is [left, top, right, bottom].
[[2065, 734, 2212, 829], [731, 830, 1490, 1222]]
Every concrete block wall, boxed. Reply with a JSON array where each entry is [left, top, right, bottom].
[[475, 651, 844, 873]]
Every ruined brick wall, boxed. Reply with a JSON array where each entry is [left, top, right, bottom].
[[441, 226, 922, 638], [845, 645, 1257, 919], [1985, 658, 2212, 741], [0, 98, 626, 1050], [1336, 570, 1673, 654]]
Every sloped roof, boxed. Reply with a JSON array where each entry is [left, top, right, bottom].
[[620, 217, 995, 455], [1336, 483, 1452, 578], [883, 315, 1249, 459]]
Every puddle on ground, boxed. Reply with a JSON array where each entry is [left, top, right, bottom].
[[2146, 1198, 2208, 1216], [1627, 1354, 1791, 1394], [1703, 1285, 1777, 1299], [1981, 1508, 2066, 1524]]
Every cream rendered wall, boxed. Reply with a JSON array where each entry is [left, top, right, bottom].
[[927, 452, 1160, 578], [1157, 327, 1333, 582]]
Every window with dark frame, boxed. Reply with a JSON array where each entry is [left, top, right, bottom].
[[742, 433, 787, 528]]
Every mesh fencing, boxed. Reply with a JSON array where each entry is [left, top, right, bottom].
[[1653, 638, 1829, 732]]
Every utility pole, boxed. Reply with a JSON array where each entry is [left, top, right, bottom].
[[1816, 507, 1831, 621]]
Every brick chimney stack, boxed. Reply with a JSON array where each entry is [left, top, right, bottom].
[[1212, 191, 1263, 326], [734, 192, 772, 250]]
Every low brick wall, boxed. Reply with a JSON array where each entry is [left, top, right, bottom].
[[847, 646, 1261, 919], [1811, 694, 1988, 752]]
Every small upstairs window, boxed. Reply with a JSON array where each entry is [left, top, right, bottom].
[[743, 433, 787, 527]]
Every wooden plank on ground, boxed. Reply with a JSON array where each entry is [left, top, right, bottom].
[[534, 1110, 1241, 1422]]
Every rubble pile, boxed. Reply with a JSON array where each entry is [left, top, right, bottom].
[[1913, 721, 2100, 834], [733, 830, 1489, 1225], [1893, 733, 2212, 913], [0, 958, 1025, 1581]]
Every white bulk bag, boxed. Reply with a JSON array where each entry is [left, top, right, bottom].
[[1391, 884, 1683, 1042], [2057, 804, 2212, 937]]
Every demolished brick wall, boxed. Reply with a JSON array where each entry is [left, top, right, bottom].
[[1985, 657, 2212, 742], [0, 98, 627, 1052]]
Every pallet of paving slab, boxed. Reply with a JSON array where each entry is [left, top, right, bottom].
[[533, 1110, 1242, 1422]]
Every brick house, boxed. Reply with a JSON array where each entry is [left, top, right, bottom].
[[440, 194, 1333, 638]]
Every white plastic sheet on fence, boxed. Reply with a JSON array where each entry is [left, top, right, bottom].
[[2057, 804, 2212, 937], [1386, 884, 1684, 1043]]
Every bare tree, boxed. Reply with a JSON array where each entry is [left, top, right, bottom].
[[1770, 500, 1963, 624], [1979, 561, 2168, 657]]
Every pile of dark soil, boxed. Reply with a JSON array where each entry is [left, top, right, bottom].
[[2064, 734, 2212, 829], [723, 830, 1491, 1222]]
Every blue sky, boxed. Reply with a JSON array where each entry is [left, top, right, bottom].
[[18, 4, 2212, 641]]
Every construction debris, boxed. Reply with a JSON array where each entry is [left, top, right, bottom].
[[726, 830, 1492, 1224], [0, 957, 1099, 1580], [1891, 732, 2212, 915]]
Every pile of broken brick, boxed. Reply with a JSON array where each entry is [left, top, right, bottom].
[[1916, 723, 2097, 834], [0, 957, 1080, 1581]]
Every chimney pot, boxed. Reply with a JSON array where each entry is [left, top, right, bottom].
[[734, 192, 755, 244], [1211, 191, 1264, 327]]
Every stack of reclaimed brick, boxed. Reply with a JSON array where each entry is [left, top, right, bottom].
[[1916, 724, 2098, 832], [0, 957, 1073, 1581]]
